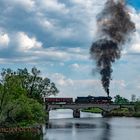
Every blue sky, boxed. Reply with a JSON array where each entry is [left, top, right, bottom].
[[0, 0, 140, 99], [128, 0, 140, 10]]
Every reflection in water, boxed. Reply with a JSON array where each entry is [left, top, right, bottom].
[[45, 118, 112, 140], [101, 120, 111, 140], [44, 109, 140, 140], [44, 109, 109, 140], [0, 131, 43, 140], [46, 122, 97, 129]]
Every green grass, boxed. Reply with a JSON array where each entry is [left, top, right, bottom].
[[111, 108, 129, 114], [82, 108, 102, 113]]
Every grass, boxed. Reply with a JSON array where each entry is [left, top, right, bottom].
[[82, 108, 102, 113]]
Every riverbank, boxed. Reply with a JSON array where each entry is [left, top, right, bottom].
[[0, 126, 43, 140], [0, 127, 42, 133], [82, 108, 140, 117]]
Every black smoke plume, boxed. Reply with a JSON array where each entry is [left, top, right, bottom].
[[90, 0, 135, 96]]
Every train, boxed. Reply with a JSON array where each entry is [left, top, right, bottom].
[[45, 97, 73, 104], [75, 96, 112, 104], [45, 96, 112, 104]]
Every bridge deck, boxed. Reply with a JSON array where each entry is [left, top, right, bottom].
[[46, 103, 134, 112]]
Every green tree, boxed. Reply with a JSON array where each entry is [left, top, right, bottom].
[[134, 101, 140, 112], [0, 69, 28, 125], [0, 67, 58, 126], [17, 67, 59, 103], [131, 94, 136, 102], [114, 95, 129, 104]]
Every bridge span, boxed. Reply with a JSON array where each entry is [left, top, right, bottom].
[[46, 103, 135, 119]]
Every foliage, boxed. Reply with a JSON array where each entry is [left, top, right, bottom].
[[82, 108, 102, 113], [16, 67, 58, 103], [114, 95, 129, 104], [111, 108, 129, 114], [131, 94, 136, 102], [0, 132, 43, 140], [134, 101, 140, 112], [0, 67, 58, 126]]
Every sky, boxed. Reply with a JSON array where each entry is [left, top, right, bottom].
[[0, 0, 140, 99]]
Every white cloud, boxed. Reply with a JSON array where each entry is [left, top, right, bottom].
[[126, 32, 140, 53], [6, 0, 35, 11], [37, 0, 69, 14], [129, 7, 140, 31], [32, 0, 106, 42], [59, 62, 64, 66], [111, 80, 126, 88], [130, 45, 140, 53], [30, 47, 89, 62], [38, 18, 54, 30], [67, 47, 85, 53], [0, 33, 10, 47], [123, 7, 140, 54], [55, 27, 74, 39], [71, 0, 104, 8], [32, 49, 70, 61], [69, 63, 93, 73], [48, 75, 128, 97], [70, 63, 80, 70], [129, 10, 140, 52], [70, 0, 106, 39], [15, 32, 42, 51], [50, 73, 74, 86]]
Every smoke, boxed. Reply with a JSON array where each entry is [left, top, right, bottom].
[[90, 0, 135, 96]]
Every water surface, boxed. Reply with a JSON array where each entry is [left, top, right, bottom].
[[43, 109, 140, 140], [1, 109, 140, 140]]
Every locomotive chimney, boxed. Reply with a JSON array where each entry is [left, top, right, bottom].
[[107, 89, 109, 97]]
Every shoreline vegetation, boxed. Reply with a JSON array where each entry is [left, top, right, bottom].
[[81, 95, 140, 117], [0, 127, 42, 133], [0, 67, 59, 129], [82, 107, 140, 117]]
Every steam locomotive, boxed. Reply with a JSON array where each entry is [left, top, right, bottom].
[[75, 96, 112, 104], [45, 96, 112, 104]]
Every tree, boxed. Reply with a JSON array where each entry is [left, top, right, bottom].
[[0, 67, 59, 126], [134, 101, 140, 112], [131, 94, 136, 102], [0, 69, 28, 125], [114, 95, 129, 104], [17, 67, 59, 103]]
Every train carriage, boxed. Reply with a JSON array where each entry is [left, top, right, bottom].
[[45, 98, 73, 104]]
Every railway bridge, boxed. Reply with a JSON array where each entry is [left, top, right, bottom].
[[46, 103, 135, 119]]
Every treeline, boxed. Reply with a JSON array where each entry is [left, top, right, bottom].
[[83, 95, 140, 117], [0, 67, 59, 127], [114, 95, 140, 114]]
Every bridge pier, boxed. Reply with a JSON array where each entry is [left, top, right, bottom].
[[73, 109, 80, 118], [102, 111, 110, 117], [46, 111, 49, 121], [45, 105, 50, 121]]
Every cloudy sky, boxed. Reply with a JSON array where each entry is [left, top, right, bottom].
[[0, 0, 140, 99]]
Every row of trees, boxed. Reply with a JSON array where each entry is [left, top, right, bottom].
[[114, 95, 129, 104], [114, 94, 140, 112], [114, 94, 140, 104], [0, 67, 59, 126]]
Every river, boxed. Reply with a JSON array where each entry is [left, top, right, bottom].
[[1, 109, 140, 140], [43, 109, 140, 140]]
